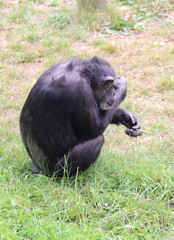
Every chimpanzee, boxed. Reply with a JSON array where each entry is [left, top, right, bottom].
[[20, 56, 142, 177]]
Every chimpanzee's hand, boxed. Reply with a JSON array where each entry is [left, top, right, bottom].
[[125, 128, 143, 137], [119, 110, 140, 128], [112, 108, 143, 137], [119, 110, 142, 137]]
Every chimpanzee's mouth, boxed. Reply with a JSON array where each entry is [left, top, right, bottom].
[[106, 101, 113, 107]]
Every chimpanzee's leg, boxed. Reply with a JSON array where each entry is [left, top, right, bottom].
[[54, 134, 104, 177]]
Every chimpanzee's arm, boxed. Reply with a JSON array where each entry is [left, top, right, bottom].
[[111, 108, 142, 137]]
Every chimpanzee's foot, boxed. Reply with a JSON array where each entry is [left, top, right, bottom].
[[31, 164, 41, 174]]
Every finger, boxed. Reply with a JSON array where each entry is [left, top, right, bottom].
[[125, 129, 137, 137], [132, 122, 141, 129], [125, 129, 143, 137], [127, 112, 136, 125], [132, 117, 141, 129], [132, 129, 143, 136]]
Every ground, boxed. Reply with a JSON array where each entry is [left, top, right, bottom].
[[0, 0, 174, 239]]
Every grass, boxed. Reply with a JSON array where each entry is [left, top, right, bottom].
[[0, 0, 174, 239]]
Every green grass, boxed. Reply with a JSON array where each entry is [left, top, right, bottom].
[[1, 0, 174, 239]]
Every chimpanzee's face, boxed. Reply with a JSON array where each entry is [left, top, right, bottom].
[[95, 76, 127, 110]]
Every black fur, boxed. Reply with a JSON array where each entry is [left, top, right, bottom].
[[20, 56, 142, 177]]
